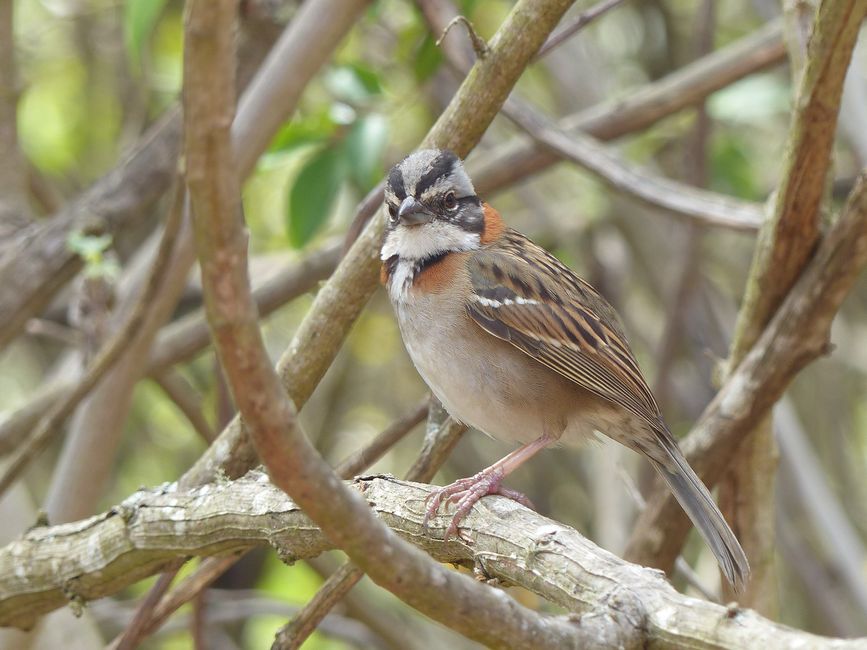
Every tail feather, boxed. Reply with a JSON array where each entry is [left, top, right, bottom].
[[650, 443, 750, 591]]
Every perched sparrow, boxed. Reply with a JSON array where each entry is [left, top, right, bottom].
[[380, 149, 749, 589]]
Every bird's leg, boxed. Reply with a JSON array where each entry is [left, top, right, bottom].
[[424, 435, 554, 540]]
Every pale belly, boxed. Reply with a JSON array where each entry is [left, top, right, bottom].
[[394, 294, 599, 446]]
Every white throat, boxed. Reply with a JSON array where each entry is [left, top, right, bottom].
[[381, 221, 480, 302]]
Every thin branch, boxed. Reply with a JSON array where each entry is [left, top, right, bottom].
[[151, 370, 217, 444], [334, 398, 429, 478], [535, 0, 629, 59], [0, 181, 185, 498], [112, 560, 184, 650], [1, 474, 864, 648], [106, 555, 241, 650], [272, 563, 364, 650], [471, 17, 785, 196], [501, 97, 763, 230]]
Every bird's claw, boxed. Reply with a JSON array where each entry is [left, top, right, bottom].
[[422, 467, 535, 541]]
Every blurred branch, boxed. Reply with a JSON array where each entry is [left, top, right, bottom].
[[96, 589, 388, 648], [334, 398, 429, 478], [1, 474, 864, 648], [0, 182, 184, 499], [0, 0, 30, 228], [0, 107, 181, 351], [0, 243, 338, 457], [346, 19, 782, 256], [625, 173, 867, 581], [775, 399, 867, 619], [717, 0, 867, 611], [535, 0, 628, 59], [502, 99, 763, 230], [471, 17, 786, 195], [424, 0, 765, 232], [151, 370, 217, 445]]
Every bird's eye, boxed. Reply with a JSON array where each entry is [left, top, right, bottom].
[[444, 191, 458, 211], [388, 204, 397, 220]]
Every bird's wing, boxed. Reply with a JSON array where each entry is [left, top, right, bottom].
[[465, 229, 663, 428]]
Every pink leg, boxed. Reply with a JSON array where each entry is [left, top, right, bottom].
[[424, 435, 553, 540]]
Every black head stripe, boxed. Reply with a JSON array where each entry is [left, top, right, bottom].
[[456, 196, 483, 232], [388, 165, 406, 200], [415, 150, 459, 196]]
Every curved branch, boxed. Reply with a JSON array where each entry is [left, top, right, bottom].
[[0, 474, 861, 649]]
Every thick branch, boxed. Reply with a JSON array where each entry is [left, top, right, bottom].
[[717, 0, 867, 609], [625, 174, 867, 573], [0, 474, 862, 649], [729, 0, 867, 363], [185, 0, 596, 647]]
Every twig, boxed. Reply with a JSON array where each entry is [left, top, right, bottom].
[[152, 370, 217, 444], [501, 97, 763, 230], [272, 563, 364, 650], [0, 180, 185, 499], [435, 16, 488, 58], [23, 318, 82, 347], [334, 398, 429, 478], [111, 561, 184, 650], [535, 0, 629, 59]]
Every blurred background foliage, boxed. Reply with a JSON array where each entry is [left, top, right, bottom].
[[3, 0, 867, 647]]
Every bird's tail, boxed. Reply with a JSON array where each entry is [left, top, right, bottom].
[[650, 438, 750, 591]]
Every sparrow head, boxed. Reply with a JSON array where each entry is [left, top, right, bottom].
[[381, 149, 485, 262]]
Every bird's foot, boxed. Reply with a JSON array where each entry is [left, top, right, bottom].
[[423, 467, 535, 541]]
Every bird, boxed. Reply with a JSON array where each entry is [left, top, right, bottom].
[[379, 148, 750, 590]]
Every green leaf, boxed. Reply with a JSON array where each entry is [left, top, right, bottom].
[[412, 33, 443, 82], [123, 0, 169, 68], [286, 145, 346, 248], [268, 110, 337, 154], [345, 114, 388, 191]]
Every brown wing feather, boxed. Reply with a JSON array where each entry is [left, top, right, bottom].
[[466, 229, 663, 428]]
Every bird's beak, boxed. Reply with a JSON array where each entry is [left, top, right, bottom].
[[398, 197, 433, 225]]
